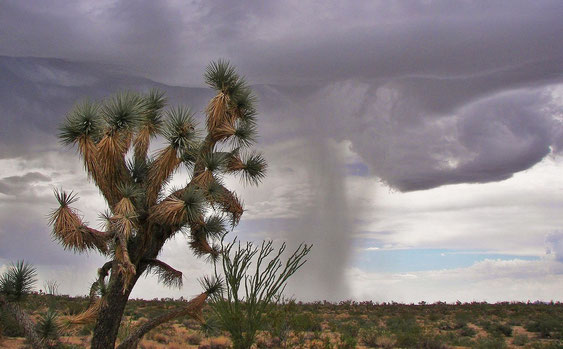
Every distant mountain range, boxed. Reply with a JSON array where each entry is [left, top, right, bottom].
[[0, 55, 314, 159]]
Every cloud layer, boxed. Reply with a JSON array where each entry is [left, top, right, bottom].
[[1, 1, 563, 301]]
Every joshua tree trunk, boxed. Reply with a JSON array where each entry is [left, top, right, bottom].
[[90, 272, 135, 349]]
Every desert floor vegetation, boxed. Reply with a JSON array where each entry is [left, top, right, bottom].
[[1, 294, 562, 348]]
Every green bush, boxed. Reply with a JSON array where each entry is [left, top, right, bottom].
[[36, 308, 61, 344], [0, 308, 25, 337], [290, 312, 323, 332], [473, 336, 507, 349], [418, 336, 448, 349], [386, 315, 422, 347], [525, 315, 562, 338], [436, 331, 474, 347], [512, 334, 528, 346], [460, 324, 477, 337]]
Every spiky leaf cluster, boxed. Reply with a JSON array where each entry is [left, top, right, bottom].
[[59, 101, 103, 145], [101, 92, 144, 133], [51, 62, 267, 305], [162, 106, 198, 150], [36, 309, 61, 342], [0, 260, 37, 302]]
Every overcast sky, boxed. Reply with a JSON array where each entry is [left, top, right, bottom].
[[1, 0, 563, 302]]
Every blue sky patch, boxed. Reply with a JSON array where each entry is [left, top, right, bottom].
[[354, 248, 540, 273]]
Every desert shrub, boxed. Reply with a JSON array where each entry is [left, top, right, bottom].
[[473, 335, 507, 349], [339, 335, 357, 349], [454, 311, 471, 329], [438, 320, 454, 330], [186, 332, 203, 345], [208, 240, 311, 349], [418, 336, 448, 349], [386, 314, 422, 347], [525, 342, 563, 349], [0, 308, 25, 337], [36, 308, 61, 346], [511, 334, 528, 346], [360, 327, 395, 348], [436, 331, 473, 347], [65, 302, 84, 316], [460, 324, 477, 337], [334, 321, 359, 348], [291, 312, 323, 332], [525, 315, 562, 338], [153, 333, 168, 344], [484, 322, 512, 337], [267, 300, 296, 345], [198, 336, 231, 349]]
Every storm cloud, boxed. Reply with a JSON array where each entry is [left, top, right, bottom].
[[2, 0, 563, 190], [1, 0, 563, 301]]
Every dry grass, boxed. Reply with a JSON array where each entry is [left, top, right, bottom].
[[206, 92, 230, 132], [147, 145, 181, 204], [114, 197, 136, 217], [133, 126, 152, 160], [149, 196, 187, 226]]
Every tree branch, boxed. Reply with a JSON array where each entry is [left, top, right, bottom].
[[116, 292, 208, 349], [142, 259, 183, 288]]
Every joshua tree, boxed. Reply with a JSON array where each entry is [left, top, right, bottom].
[[50, 61, 266, 348]]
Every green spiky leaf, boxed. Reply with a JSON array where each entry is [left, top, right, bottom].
[[204, 60, 241, 93], [202, 215, 227, 239], [241, 152, 267, 185], [202, 152, 228, 173], [199, 275, 223, 296], [206, 180, 225, 202], [127, 157, 150, 183], [142, 88, 167, 129], [101, 91, 144, 132], [53, 189, 78, 207], [162, 106, 198, 150], [231, 86, 257, 115], [181, 186, 206, 222], [117, 183, 143, 200], [59, 100, 103, 145], [36, 308, 61, 341], [232, 120, 257, 148], [145, 259, 183, 289], [0, 260, 37, 301]]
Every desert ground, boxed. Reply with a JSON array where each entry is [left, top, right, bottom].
[[1, 294, 562, 348]]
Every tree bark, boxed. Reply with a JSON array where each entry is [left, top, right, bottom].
[[90, 271, 135, 349], [0, 296, 46, 349]]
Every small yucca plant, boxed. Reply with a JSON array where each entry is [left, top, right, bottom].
[[0, 260, 37, 302], [36, 309, 61, 347], [0, 261, 45, 348], [50, 60, 267, 349]]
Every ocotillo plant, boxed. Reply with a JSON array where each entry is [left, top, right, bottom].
[[50, 60, 266, 349]]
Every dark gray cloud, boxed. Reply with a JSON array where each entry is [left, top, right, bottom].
[[1, 1, 563, 301], [2, 1, 562, 85], [0, 172, 51, 195]]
